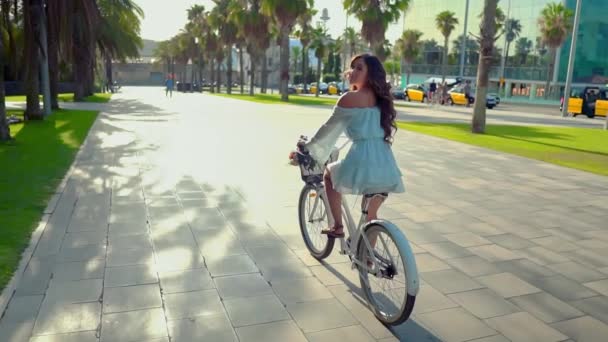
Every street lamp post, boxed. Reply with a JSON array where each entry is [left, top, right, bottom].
[[561, 0, 582, 118], [459, 0, 470, 78]]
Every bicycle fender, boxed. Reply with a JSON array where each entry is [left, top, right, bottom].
[[364, 219, 420, 296]]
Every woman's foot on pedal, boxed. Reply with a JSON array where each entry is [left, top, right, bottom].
[[321, 225, 345, 238]]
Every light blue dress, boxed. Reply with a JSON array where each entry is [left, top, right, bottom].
[[306, 106, 405, 195]]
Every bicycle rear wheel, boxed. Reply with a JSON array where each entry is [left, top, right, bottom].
[[357, 223, 416, 325], [298, 184, 334, 259]]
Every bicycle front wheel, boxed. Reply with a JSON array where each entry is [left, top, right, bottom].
[[298, 184, 334, 259], [357, 223, 416, 325]]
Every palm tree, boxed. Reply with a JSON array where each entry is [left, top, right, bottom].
[[23, 0, 44, 120], [398, 29, 423, 85], [210, 0, 238, 94], [472, 0, 498, 134], [295, 7, 315, 93], [1, 0, 18, 81], [503, 18, 521, 67], [261, 0, 313, 101], [435, 10, 458, 83], [538, 2, 573, 99], [343, 0, 409, 62], [0, 11, 10, 141], [343, 27, 358, 59], [515, 37, 532, 65], [97, 0, 144, 93], [535, 36, 547, 66], [233, 0, 271, 96], [452, 34, 479, 65], [310, 27, 329, 97], [291, 45, 301, 82]]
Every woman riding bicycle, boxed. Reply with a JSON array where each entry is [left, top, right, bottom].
[[292, 53, 404, 238]]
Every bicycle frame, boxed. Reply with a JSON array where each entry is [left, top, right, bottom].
[[307, 182, 382, 274]]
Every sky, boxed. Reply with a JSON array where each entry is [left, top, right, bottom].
[[134, 0, 404, 43]]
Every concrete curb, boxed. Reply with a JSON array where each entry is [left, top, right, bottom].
[[0, 109, 103, 318]]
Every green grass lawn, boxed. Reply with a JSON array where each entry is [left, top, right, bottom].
[[210, 92, 415, 108], [0, 109, 98, 290], [397, 122, 608, 176], [6, 93, 112, 103]]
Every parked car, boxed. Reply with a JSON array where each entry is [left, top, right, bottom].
[[404, 84, 427, 102], [447, 86, 496, 109], [487, 92, 500, 105], [287, 84, 297, 94], [309, 82, 329, 94], [564, 86, 608, 118], [390, 86, 406, 100]]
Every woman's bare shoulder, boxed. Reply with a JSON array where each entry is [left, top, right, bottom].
[[336, 90, 375, 108]]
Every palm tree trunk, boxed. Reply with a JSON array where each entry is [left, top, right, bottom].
[[226, 45, 232, 94], [23, 0, 42, 120], [239, 47, 244, 94], [261, 54, 267, 94], [442, 36, 448, 83], [301, 46, 308, 93], [216, 58, 221, 93], [1, 0, 17, 81], [105, 55, 113, 93], [315, 59, 321, 97], [472, 0, 498, 134], [199, 54, 204, 93], [47, 4, 59, 109], [544, 48, 556, 99], [209, 59, 215, 93], [279, 26, 290, 101], [406, 65, 411, 86], [0, 28, 11, 141], [249, 56, 256, 96]]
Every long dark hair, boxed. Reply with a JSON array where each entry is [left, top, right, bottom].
[[351, 53, 397, 144]]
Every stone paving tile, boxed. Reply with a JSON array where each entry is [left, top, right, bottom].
[[418, 241, 473, 259], [421, 269, 484, 294], [168, 315, 237, 342], [106, 247, 154, 267], [445, 255, 501, 278], [245, 244, 301, 266], [530, 235, 579, 253], [224, 294, 291, 327], [551, 315, 608, 342], [44, 278, 103, 304], [467, 244, 521, 263], [213, 273, 272, 299], [108, 220, 149, 237], [158, 268, 214, 294], [417, 307, 496, 342], [485, 312, 568, 342], [414, 253, 451, 273], [51, 260, 105, 282], [29, 330, 98, 342], [487, 234, 535, 250], [163, 289, 225, 320], [271, 277, 334, 304], [583, 278, 608, 297], [0, 321, 35, 342], [465, 335, 511, 342], [495, 258, 556, 282], [0, 295, 43, 324], [526, 275, 599, 302], [476, 272, 540, 298], [61, 231, 107, 248], [412, 284, 459, 315], [509, 292, 584, 323], [107, 233, 152, 250], [565, 249, 608, 269], [13, 259, 54, 297], [448, 289, 520, 319], [101, 307, 167, 342], [154, 246, 205, 271], [287, 298, 358, 333], [443, 232, 492, 247], [32, 302, 101, 336], [261, 260, 315, 282], [56, 244, 107, 264], [205, 254, 259, 277], [546, 261, 607, 283], [518, 246, 570, 266], [306, 324, 376, 342], [104, 264, 158, 287], [103, 283, 162, 313], [570, 296, 608, 325], [235, 320, 308, 342]]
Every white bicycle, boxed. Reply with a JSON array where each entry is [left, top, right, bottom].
[[293, 137, 419, 325]]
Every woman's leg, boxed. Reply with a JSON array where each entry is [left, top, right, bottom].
[[365, 195, 386, 248], [323, 170, 343, 234]]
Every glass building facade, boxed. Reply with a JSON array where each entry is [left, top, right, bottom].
[[399, 0, 608, 98]]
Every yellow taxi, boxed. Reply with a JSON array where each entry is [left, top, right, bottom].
[[565, 87, 608, 118], [328, 82, 339, 95], [447, 86, 496, 109], [404, 84, 427, 102]]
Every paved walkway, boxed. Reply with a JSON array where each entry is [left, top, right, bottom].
[[1, 87, 608, 342]]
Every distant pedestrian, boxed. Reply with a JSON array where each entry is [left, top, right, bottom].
[[165, 77, 174, 98], [441, 81, 449, 105], [429, 79, 437, 105], [464, 80, 472, 107]]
